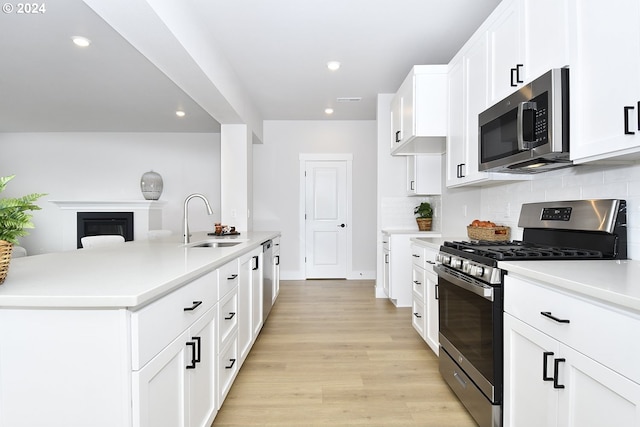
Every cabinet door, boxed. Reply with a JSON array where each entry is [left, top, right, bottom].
[[446, 57, 466, 186], [133, 329, 190, 427], [504, 314, 559, 427], [252, 252, 263, 336], [557, 344, 640, 427], [238, 254, 253, 363], [521, 0, 570, 82], [407, 155, 442, 195], [463, 32, 490, 183], [570, 0, 640, 162], [188, 308, 217, 427], [489, 0, 522, 102], [390, 92, 403, 149], [424, 270, 439, 356]]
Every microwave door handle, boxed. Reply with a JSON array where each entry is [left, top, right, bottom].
[[517, 101, 537, 150]]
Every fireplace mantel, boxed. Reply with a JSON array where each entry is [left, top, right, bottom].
[[51, 200, 167, 250]]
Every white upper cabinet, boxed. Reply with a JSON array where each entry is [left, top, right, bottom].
[[407, 155, 442, 195], [390, 65, 447, 155], [569, 0, 640, 163], [489, 0, 570, 103]]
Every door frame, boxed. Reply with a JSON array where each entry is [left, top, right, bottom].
[[299, 153, 353, 279]]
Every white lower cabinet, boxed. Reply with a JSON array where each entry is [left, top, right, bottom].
[[504, 275, 640, 427], [410, 243, 439, 355], [133, 306, 217, 427]]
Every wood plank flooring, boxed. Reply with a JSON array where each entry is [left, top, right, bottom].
[[213, 280, 477, 427]]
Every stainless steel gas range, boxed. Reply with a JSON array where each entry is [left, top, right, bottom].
[[435, 199, 627, 427]]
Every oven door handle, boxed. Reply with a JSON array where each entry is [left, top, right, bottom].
[[434, 265, 494, 301]]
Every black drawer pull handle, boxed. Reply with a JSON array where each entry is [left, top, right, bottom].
[[412, 254, 420, 258], [252, 255, 259, 270], [413, 312, 422, 319], [184, 301, 203, 311], [395, 130, 402, 142], [225, 312, 236, 320], [541, 311, 570, 323], [413, 280, 421, 285], [435, 284, 439, 300], [186, 342, 197, 369], [553, 358, 566, 389], [275, 255, 280, 266], [225, 358, 237, 369], [227, 274, 238, 280], [543, 351, 554, 381]]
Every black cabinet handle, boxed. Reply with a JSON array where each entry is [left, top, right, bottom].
[[192, 336, 201, 363], [435, 284, 439, 300], [510, 64, 524, 86], [410, 180, 415, 191], [541, 311, 570, 323], [624, 106, 635, 135], [395, 130, 402, 143], [543, 351, 554, 381], [457, 163, 466, 178], [275, 255, 280, 266], [225, 312, 236, 320], [186, 341, 197, 369], [637, 101, 640, 131], [413, 280, 422, 285], [252, 255, 259, 271], [553, 358, 566, 389], [225, 358, 237, 369], [413, 312, 422, 319], [412, 254, 420, 258], [184, 301, 203, 311], [227, 274, 238, 280]]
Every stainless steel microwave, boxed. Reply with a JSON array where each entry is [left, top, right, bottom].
[[478, 68, 570, 173]]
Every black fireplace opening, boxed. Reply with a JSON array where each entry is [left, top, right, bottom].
[[77, 212, 134, 249]]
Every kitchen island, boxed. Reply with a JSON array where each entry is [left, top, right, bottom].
[[0, 231, 280, 427]]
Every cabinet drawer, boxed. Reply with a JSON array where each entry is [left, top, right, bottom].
[[412, 297, 426, 339], [411, 245, 425, 268], [412, 266, 425, 300], [218, 260, 239, 298], [218, 287, 238, 347], [131, 271, 218, 370], [505, 275, 640, 383], [217, 336, 238, 408]]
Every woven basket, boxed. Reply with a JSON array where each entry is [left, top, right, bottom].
[[467, 226, 511, 241], [416, 218, 432, 231], [0, 240, 13, 285]]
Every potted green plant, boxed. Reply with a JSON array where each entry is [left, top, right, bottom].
[[0, 175, 45, 284], [414, 202, 433, 231]]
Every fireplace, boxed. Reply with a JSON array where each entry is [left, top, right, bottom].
[[77, 212, 134, 249]]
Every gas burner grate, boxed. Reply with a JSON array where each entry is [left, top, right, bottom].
[[443, 240, 604, 261]]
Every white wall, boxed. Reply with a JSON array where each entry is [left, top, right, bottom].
[[479, 163, 640, 260], [253, 120, 377, 280], [0, 132, 221, 254]]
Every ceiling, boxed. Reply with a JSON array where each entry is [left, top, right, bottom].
[[0, 0, 502, 132]]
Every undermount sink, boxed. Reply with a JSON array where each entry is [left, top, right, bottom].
[[187, 240, 246, 248]]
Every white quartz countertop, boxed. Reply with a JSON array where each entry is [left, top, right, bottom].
[[499, 259, 640, 313], [0, 231, 280, 309], [410, 236, 468, 250]]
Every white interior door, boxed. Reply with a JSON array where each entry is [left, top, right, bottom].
[[304, 160, 348, 278]]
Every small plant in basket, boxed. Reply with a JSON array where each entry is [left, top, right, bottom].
[[414, 202, 433, 231], [0, 175, 46, 283]]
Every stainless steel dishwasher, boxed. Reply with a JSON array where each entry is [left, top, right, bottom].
[[262, 240, 273, 322]]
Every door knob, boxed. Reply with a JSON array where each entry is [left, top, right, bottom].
[[338, 224, 346, 228]]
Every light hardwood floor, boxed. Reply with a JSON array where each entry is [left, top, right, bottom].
[[213, 280, 477, 427]]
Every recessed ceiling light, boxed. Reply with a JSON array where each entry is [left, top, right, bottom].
[[327, 61, 341, 71], [324, 108, 334, 115], [71, 36, 91, 47], [176, 110, 186, 118]]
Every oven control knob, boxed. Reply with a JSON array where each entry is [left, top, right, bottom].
[[440, 255, 451, 265], [473, 266, 485, 277], [451, 258, 463, 269]]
